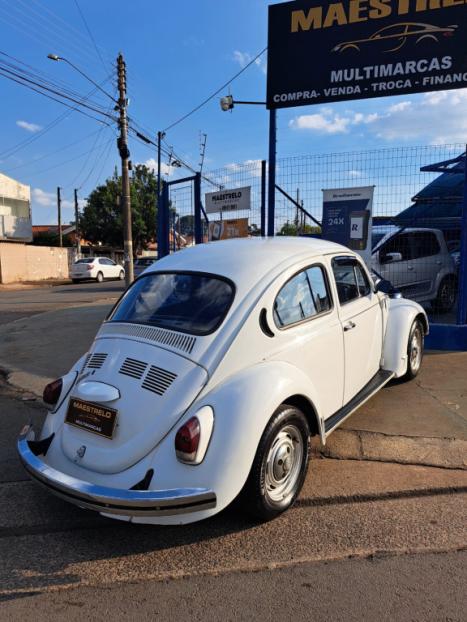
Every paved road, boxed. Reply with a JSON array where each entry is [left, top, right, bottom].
[[0, 281, 125, 325], [1, 379, 466, 619]]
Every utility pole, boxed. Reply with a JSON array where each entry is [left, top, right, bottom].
[[57, 186, 62, 247], [117, 53, 134, 286], [74, 188, 81, 258]]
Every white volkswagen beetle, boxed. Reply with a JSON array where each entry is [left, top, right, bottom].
[[18, 238, 428, 525]]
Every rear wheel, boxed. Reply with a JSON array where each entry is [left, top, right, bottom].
[[403, 319, 424, 381], [119, 270, 124, 280], [241, 404, 310, 521], [96, 271, 104, 283], [71, 279, 79, 284], [433, 276, 456, 313]]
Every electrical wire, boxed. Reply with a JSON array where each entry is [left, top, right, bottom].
[[163, 47, 267, 132], [73, 0, 107, 73]]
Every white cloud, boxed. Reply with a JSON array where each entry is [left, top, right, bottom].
[[289, 88, 467, 144], [348, 170, 362, 178], [143, 158, 174, 177], [32, 188, 55, 207], [289, 108, 378, 134], [16, 120, 42, 133], [233, 50, 266, 75]]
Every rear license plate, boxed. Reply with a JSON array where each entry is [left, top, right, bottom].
[[65, 398, 117, 439]]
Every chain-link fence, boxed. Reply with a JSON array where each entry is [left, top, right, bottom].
[[167, 143, 465, 325]]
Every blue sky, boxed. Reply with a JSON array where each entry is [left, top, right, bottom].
[[0, 0, 466, 224]]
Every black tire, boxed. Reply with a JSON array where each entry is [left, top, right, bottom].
[[241, 404, 310, 521], [71, 279, 79, 284], [118, 270, 124, 280], [96, 271, 104, 283], [433, 276, 457, 313], [402, 319, 424, 381]]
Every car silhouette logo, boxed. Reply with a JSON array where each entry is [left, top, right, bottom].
[[332, 22, 458, 54]]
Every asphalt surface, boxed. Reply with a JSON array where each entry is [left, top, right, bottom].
[[0, 280, 124, 324], [2, 551, 465, 621], [0, 282, 466, 619]]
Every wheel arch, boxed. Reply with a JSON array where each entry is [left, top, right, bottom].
[[282, 394, 322, 440]]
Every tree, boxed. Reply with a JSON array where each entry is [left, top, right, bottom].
[[278, 222, 321, 236], [80, 165, 160, 253], [177, 214, 194, 236]]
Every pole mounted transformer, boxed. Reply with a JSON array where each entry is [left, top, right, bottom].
[[117, 53, 134, 286]]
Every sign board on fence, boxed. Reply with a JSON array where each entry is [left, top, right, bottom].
[[267, 0, 467, 109], [322, 186, 374, 264], [205, 186, 251, 214], [208, 218, 249, 241]]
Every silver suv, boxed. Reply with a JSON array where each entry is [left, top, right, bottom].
[[371, 228, 457, 312]]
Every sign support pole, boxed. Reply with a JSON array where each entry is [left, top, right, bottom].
[[260, 159, 266, 236], [267, 108, 276, 237], [456, 147, 467, 325]]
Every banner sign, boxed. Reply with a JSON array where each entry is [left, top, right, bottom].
[[208, 218, 249, 241], [205, 186, 251, 214], [322, 186, 374, 263], [267, 0, 467, 109]]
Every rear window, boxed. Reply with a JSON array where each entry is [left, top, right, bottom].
[[109, 272, 235, 336], [75, 258, 94, 264]]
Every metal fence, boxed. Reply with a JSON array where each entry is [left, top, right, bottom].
[[166, 143, 466, 327]]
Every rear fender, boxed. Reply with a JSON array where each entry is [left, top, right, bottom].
[[182, 361, 323, 511], [382, 298, 428, 377]]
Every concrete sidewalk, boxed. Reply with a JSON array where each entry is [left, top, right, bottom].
[[0, 303, 466, 469]]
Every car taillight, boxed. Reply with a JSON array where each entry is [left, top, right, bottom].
[[175, 416, 200, 463], [86, 264, 93, 270], [43, 378, 63, 406], [443, 31, 453, 37]]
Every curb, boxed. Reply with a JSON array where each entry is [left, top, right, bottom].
[[312, 428, 467, 470]]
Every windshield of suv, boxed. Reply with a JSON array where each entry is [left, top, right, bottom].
[[109, 272, 235, 335]]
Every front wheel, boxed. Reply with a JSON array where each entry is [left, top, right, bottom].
[[96, 271, 104, 283], [241, 404, 310, 521], [403, 319, 424, 381], [433, 276, 456, 313]]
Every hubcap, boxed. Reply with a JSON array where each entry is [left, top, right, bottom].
[[264, 424, 304, 502], [410, 327, 422, 373]]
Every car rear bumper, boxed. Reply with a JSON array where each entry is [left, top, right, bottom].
[[17, 425, 217, 517]]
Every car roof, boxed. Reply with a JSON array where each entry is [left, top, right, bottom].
[[146, 237, 347, 285]]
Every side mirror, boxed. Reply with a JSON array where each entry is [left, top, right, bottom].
[[374, 278, 402, 298], [381, 251, 402, 264]]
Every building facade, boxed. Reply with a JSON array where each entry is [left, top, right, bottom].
[[0, 172, 33, 242]]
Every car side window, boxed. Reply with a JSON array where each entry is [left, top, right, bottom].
[[332, 257, 371, 304], [273, 265, 332, 329], [410, 232, 440, 259], [380, 233, 411, 261]]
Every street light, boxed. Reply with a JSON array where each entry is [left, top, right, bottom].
[[47, 54, 117, 104], [220, 93, 276, 237]]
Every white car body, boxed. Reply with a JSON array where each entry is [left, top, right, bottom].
[[18, 238, 428, 525], [70, 257, 125, 282]]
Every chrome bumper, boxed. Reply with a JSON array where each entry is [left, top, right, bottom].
[[17, 425, 216, 517]]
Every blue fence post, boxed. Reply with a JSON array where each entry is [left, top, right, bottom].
[[267, 108, 277, 237], [456, 147, 467, 325], [158, 183, 170, 258], [260, 159, 266, 236], [194, 172, 202, 244]]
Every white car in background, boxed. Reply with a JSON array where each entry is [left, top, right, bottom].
[[70, 257, 125, 283], [18, 238, 427, 525]]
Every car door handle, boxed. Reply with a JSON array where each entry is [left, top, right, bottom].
[[343, 321, 356, 332], [407, 266, 414, 271]]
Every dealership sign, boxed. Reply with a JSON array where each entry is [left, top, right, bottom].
[[322, 186, 374, 263], [267, 0, 467, 109], [205, 186, 251, 214]]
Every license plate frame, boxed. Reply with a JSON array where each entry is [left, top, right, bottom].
[[65, 398, 118, 439]]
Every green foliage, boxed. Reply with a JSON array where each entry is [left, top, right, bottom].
[[33, 232, 73, 247], [278, 222, 321, 236], [80, 165, 159, 251]]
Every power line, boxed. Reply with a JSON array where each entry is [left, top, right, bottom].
[[163, 47, 267, 132], [73, 0, 107, 72]]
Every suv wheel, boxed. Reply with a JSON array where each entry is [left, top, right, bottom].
[[433, 276, 456, 313], [241, 404, 310, 521]]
